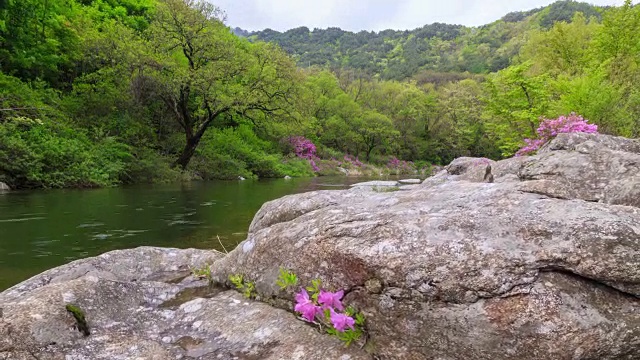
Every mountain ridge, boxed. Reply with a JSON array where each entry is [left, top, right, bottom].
[[231, 1, 607, 80]]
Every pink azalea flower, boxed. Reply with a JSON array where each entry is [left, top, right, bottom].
[[287, 136, 322, 173], [317, 290, 345, 311], [329, 309, 355, 332], [294, 289, 321, 322], [516, 113, 598, 156]]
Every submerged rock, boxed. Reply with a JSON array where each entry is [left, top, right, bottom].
[[212, 133, 640, 360], [0, 247, 368, 360]]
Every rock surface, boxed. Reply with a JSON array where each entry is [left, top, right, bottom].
[[350, 180, 399, 187], [398, 184, 420, 191], [0, 182, 9, 191], [0, 247, 369, 360], [398, 179, 422, 185], [2, 133, 639, 360], [212, 133, 640, 360]]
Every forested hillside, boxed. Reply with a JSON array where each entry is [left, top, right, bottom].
[[237, 1, 607, 79], [1, 0, 639, 189]]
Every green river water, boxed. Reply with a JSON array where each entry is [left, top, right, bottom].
[[0, 177, 381, 291]]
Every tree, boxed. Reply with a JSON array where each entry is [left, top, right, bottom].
[[538, 0, 603, 29], [320, 93, 361, 154], [522, 13, 599, 76], [0, 0, 82, 86], [357, 80, 437, 160], [484, 62, 551, 156], [143, 0, 300, 169], [352, 111, 398, 161], [595, 0, 640, 85]]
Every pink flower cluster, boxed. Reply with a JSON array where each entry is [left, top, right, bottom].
[[288, 136, 320, 172], [342, 155, 363, 168], [387, 157, 415, 173], [388, 157, 401, 168], [516, 113, 598, 157], [294, 289, 355, 332], [289, 136, 316, 159]]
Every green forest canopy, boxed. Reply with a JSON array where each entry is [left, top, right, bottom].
[[235, 0, 608, 79], [0, 0, 638, 189]]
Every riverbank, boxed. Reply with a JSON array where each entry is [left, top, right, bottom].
[[0, 120, 438, 191]]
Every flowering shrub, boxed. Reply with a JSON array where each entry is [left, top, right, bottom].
[[284, 136, 425, 177], [293, 279, 365, 346], [309, 159, 320, 172], [314, 158, 344, 176], [387, 156, 416, 175], [387, 157, 401, 168], [516, 113, 598, 156], [342, 154, 363, 168], [288, 136, 317, 159], [288, 136, 320, 172]]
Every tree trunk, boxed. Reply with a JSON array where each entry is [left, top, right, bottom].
[[170, 104, 228, 170], [365, 145, 374, 162], [173, 133, 203, 170]]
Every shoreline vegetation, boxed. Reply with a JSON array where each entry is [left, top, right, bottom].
[[1, 0, 639, 190]]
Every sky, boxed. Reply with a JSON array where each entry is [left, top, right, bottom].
[[210, 0, 633, 32]]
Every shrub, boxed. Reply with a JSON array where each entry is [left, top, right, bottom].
[[275, 158, 315, 177], [123, 147, 182, 184], [0, 117, 131, 188], [387, 156, 416, 175], [287, 136, 320, 172], [315, 145, 343, 161], [340, 154, 363, 169], [516, 113, 598, 156], [191, 152, 255, 180], [316, 158, 344, 176], [194, 126, 315, 179]]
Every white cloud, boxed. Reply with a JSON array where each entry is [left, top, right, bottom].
[[210, 0, 635, 32]]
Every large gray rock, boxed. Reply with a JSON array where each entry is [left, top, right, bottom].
[[211, 133, 640, 360], [0, 247, 369, 360], [518, 133, 640, 207], [444, 133, 640, 207], [0, 182, 9, 191]]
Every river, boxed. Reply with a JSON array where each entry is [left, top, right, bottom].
[[0, 177, 386, 291]]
